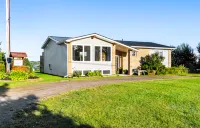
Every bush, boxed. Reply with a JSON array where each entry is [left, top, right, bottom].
[[140, 53, 165, 71], [0, 61, 5, 73], [156, 65, 167, 75], [28, 72, 36, 78], [12, 66, 31, 73], [73, 71, 82, 77], [94, 71, 102, 76], [85, 71, 102, 77], [9, 70, 29, 81], [123, 69, 128, 74], [0, 72, 8, 80], [166, 65, 188, 75]]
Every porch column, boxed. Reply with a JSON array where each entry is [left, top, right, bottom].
[[112, 44, 116, 74], [67, 42, 72, 76], [128, 50, 133, 75], [168, 50, 172, 67]]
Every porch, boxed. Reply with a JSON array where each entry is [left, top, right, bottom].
[[112, 44, 137, 75]]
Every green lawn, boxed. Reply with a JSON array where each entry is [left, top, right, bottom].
[[3, 78, 200, 127], [0, 72, 116, 88], [0, 71, 200, 88], [0, 72, 66, 88]]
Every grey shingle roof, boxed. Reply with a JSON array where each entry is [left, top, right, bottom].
[[43, 34, 174, 49], [49, 36, 72, 43], [116, 40, 174, 48]]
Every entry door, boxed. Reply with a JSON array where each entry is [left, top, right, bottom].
[[115, 55, 120, 70]]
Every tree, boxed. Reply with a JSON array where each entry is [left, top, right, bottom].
[[23, 58, 33, 71], [140, 53, 165, 72], [172, 43, 197, 71], [197, 42, 200, 54], [196, 43, 200, 69]]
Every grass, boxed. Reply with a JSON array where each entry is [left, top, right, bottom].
[[0, 72, 122, 88], [0, 72, 66, 88], [3, 78, 200, 127], [0, 71, 200, 88]]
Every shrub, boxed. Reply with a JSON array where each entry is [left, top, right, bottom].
[[0, 72, 8, 80], [28, 72, 36, 78], [166, 65, 188, 75], [9, 70, 29, 81], [94, 71, 102, 76], [0, 61, 5, 73], [123, 69, 128, 74], [12, 66, 31, 73], [73, 71, 82, 77], [85, 71, 102, 77], [85, 71, 93, 77], [140, 53, 165, 71], [156, 65, 167, 75]]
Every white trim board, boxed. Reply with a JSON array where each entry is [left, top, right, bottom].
[[65, 33, 138, 52], [131, 46, 175, 50]]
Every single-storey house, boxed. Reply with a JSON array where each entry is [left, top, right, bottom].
[[40, 33, 175, 76]]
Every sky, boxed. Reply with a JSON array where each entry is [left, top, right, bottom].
[[0, 0, 200, 61]]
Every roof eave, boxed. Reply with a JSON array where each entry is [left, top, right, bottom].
[[65, 33, 139, 52], [131, 46, 176, 50], [41, 36, 60, 49]]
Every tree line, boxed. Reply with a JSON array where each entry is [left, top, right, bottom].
[[172, 43, 200, 72]]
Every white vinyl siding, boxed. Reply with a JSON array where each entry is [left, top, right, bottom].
[[150, 49, 169, 67], [71, 37, 112, 75]]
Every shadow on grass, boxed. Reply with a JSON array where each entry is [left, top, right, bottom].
[[0, 83, 93, 128], [0, 83, 9, 97]]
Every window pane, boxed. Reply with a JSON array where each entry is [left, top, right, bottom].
[[103, 70, 110, 74], [73, 45, 83, 61], [95, 46, 101, 61], [102, 47, 111, 61], [84, 46, 90, 61]]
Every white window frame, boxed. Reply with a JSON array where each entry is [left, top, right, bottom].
[[94, 45, 112, 62], [72, 44, 92, 62]]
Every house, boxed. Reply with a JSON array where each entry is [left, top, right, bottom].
[[40, 33, 175, 76]]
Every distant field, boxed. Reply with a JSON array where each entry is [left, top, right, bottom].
[[3, 78, 200, 127]]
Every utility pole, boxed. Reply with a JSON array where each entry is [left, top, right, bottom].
[[6, 0, 11, 72]]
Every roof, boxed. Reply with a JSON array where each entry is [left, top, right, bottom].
[[116, 40, 175, 49], [42, 34, 138, 51], [42, 33, 175, 50], [10, 52, 27, 58], [49, 36, 72, 43], [41, 36, 71, 49]]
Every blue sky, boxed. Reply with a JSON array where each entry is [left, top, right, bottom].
[[0, 0, 200, 61]]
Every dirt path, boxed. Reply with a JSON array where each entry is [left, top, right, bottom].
[[0, 76, 189, 123]]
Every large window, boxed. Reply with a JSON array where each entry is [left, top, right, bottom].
[[73, 45, 83, 61], [102, 47, 111, 61], [84, 46, 90, 61], [95, 46, 101, 61], [73, 45, 91, 61], [95, 46, 111, 62]]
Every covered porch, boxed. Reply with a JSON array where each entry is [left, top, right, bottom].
[[112, 44, 138, 75]]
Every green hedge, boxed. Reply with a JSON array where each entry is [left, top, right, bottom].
[[166, 66, 188, 75]]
